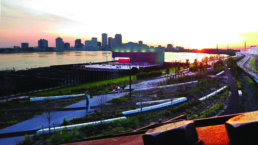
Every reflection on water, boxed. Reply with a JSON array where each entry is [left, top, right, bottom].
[[0, 51, 227, 71], [0, 51, 112, 71], [165, 52, 227, 63]]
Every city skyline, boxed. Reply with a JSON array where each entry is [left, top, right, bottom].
[[1, 0, 258, 49]]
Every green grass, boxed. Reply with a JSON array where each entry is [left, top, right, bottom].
[[250, 57, 258, 71], [161, 67, 176, 73], [33, 75, 136, 95], [245, 76, 254, 84]]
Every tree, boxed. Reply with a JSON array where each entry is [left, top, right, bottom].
[[185, 59, 190, 69], [96, 95, 107, 123], [43, 98, 56, 133], [165, 68, 170, 78]]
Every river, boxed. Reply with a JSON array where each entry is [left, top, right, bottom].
[[0, 51, 225, 71]]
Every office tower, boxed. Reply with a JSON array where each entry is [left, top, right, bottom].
[[75, 39, 82, 48], [115, 34, 122, 46], [56, 37, 64, 50], [38, 39, 48, 50], [91, 37, 98, 46], [138, 41, 143, 45], [97, 42, 101, 47], [21, 43, 29, 48], [64, 43, 70, 49], [108, 37, 112, 49], [85, 37, 98, 48], [102, 33, 107, 48]]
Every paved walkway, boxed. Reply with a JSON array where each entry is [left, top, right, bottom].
[[221, 66, 239, 115], [0, 93, 128, 145]]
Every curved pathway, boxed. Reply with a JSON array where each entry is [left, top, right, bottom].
[[221, 66, 239, 115]]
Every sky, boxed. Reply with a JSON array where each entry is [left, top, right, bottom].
[[0, 0, 258, 49]]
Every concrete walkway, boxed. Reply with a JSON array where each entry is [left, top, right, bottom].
[[0, 93, 128, 145], [221, 66, 239, 115]]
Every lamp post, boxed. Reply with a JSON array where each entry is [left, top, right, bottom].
[[129, 66, 131, 98]]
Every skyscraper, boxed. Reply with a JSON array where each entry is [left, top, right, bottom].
[[56, 37, 64, 50], [108, 37, 112, 50], [115, 34, 122, 46], [102, 33, 107, 49], [38, 39, 48, 50], [64, 43, 70, 49], [75, 39, 82, 48], [21, 43, 29, 48]]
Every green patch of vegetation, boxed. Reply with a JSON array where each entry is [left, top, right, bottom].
[[8, 120, 18, 125], [245, 76, 254, 84], [50, 127, 85, 144], [158, 95, 165, 99], [62, 118, 69, 126], [32, 75, 136, 95], [175, 80, 217, 97], [250, 57, 258, 71], [136, 71, 162, 80], [161, 67, 176, 73], [235, 80, 242, 89], [199, 102, 224, 118], [226, 57, 242, 78], [107, 98, 128, 105]]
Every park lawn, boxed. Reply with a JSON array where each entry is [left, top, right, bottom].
[[161, 67, 176, 73], [250, 57, 258, 71], [32, 75, 136, 95]]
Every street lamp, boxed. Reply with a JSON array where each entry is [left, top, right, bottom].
[[129, 65, 131, 98]]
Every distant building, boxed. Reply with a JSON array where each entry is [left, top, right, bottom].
[[112, 42, 164, 65], [139, 41, 143, 45], [75, 39, 83, 49], [38, 39, 48, 50], [108, 37, 112, 50], [102, 33, 108, 49], [97, 42, 101, 47], [13, 46, 20, 49], [166, 44, 174, 51], [115, 34, 122, 46], [21, 43, 29, 48], [56, 37, 64, 50], [242, 46, 258, 54], [85, 37, 99, 50], [64, 43, 70, 49]]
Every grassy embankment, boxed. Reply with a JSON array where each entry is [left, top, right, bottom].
[[33, 75, 136, 95], [33, 66, 178, 96], [250, 57, 258, 72]]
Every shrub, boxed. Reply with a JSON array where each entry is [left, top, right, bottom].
[[136, 71, 162, 80], [107, 98, 128, 105], [8, 120, 18, 125], [23, 134, 31, 145], [62, 118, 69, 126], [158, 95, 165, 99], [199, 102, 224, 118]]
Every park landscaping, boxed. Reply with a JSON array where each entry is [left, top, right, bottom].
[[3, 57, 242, 145]]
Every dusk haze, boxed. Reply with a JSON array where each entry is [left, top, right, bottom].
[[1, 0, 258, 49], [0, 1, 257, 145]]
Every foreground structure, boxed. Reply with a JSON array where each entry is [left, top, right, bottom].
[[63, 110, 258, 145]]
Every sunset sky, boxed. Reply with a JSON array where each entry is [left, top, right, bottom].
[[1, 0, 258, 49]]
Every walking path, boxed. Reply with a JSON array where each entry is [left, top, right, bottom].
[[220, 66, 239, 115], [0, 93, 128, 145]]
